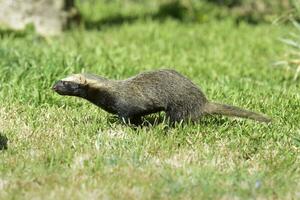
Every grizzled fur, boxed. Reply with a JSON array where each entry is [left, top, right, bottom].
[[53, 69, 271, 124]]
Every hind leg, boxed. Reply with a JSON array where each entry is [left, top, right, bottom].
[[166, 106, 202, 125], [166, 109, 186, 125]]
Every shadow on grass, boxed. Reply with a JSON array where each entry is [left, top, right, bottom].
[[106, 113, 239, 129], [84, 14, 140, 30], [83, 1, 189, 30], [106, 113, 168, 128], [0, 133, 8, 151], [0, 29, 28, 38]]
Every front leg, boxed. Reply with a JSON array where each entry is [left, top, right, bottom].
[[118, 114, 143, 126], [116, 103, 144, 125]]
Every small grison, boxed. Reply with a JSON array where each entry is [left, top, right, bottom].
[[52, 69, 271, 124]]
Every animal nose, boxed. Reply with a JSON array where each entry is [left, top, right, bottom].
[[52, 80, 62, 91], [52, 84, 57, 91]]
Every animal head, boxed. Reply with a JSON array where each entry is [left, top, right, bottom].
[[52, 74, 88, 97]]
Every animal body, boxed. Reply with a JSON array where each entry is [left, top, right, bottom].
[[52, 69, 271, 124]]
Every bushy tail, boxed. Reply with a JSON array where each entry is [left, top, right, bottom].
[[203, 102, 271, 123]]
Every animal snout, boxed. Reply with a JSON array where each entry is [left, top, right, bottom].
[[52, 80, 63, 91]]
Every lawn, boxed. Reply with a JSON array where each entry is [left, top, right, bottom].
[[0, 3, 300, 199]]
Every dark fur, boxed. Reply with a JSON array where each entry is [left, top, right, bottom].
[[53, 69, 271, 124]]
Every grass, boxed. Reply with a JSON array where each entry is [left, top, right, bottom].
[[0, 4, 300, 199]]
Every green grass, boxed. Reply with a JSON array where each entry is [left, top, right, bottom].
[[0, 10, 300, 200]]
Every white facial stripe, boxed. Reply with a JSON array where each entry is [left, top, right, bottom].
[[61, 74, 86, 84], [62, 76, 77, 82]]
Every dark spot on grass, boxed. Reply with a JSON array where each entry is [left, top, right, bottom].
[[0, 133, 8, 150]]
